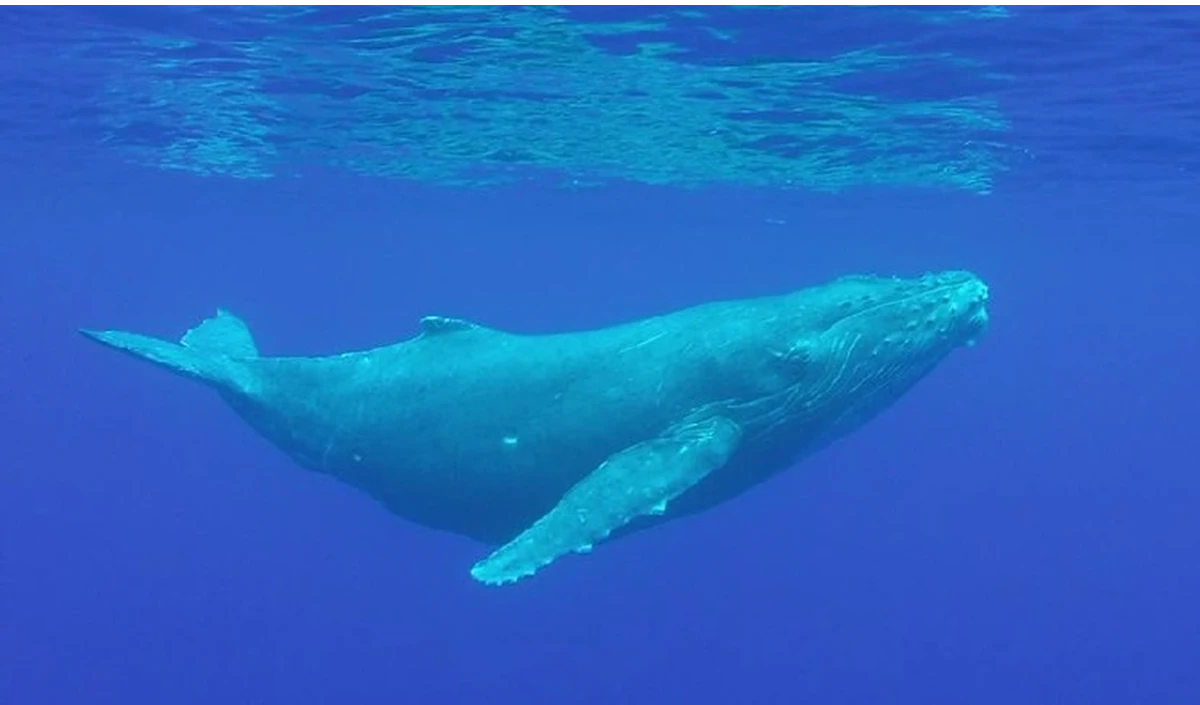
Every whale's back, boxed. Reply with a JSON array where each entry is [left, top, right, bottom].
[[213, 317, 714, 541]]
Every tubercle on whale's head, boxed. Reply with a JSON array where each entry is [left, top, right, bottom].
[[815, 269, 990, 353]]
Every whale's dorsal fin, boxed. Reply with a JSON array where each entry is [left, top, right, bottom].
[[419, 315, 483, 336], [469, 414, 744, 586]]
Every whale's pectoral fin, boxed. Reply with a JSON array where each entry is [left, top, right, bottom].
[[470, 414, 743, 586]]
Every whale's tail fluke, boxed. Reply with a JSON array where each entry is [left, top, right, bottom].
[[80, 309, 259, 393]]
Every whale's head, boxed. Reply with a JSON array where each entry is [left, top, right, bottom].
[[810, 269, 989, 357], [765, 270, 989, 440]]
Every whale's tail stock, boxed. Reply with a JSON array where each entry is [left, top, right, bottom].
[[80, 309, 259, 393]]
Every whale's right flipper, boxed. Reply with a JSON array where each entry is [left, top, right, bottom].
[[80, 309, 258, 393], [470, 414, 743, 586]]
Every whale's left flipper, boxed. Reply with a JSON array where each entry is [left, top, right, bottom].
[[470, 414, 743, 586]]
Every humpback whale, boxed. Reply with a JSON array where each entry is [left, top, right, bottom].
[[81, 270, 989, 586]]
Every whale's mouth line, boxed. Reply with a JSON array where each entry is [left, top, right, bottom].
[[833, 280, 979, 329]]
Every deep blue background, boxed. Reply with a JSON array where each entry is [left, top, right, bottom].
[[4, 6, 1200, 705]]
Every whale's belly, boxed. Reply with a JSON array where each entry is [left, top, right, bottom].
[[230, 361, 693, 543]]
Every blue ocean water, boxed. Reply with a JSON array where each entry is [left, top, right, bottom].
[[2, 5, 1198, 704]]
